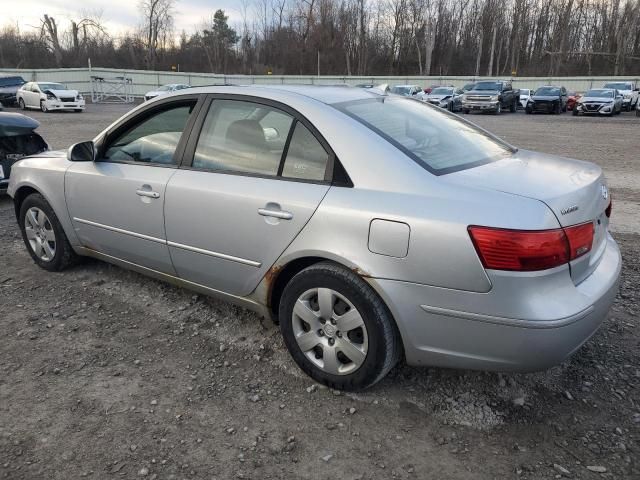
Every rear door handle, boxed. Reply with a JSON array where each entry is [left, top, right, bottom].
[[136, 189, 160, 199], [258, 208, 293, 220]]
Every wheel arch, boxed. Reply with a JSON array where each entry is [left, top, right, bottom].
[[13, 185, 41, 221], [265, 255, 405, 356]]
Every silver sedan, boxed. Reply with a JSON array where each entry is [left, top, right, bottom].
[[8, 85, 621, 390]]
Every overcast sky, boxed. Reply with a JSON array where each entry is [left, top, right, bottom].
[[3, 0, 247, 38]]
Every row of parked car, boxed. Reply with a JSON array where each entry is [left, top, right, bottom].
[[386, 80, 640, 117]]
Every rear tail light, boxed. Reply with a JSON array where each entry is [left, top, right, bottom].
[[468, 222, 594, 272]]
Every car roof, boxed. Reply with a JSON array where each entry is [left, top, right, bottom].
[[182, 84, 378, 105]]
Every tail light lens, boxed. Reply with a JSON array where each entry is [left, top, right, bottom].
[[468, 222, 594, 272]]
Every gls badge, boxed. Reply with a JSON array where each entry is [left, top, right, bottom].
[[601, 184, 609, 200]]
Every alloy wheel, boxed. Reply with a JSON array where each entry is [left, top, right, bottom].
[[24, 207, 56, 261], [291, 288, 368, 375]]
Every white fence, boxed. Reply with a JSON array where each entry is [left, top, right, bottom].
[[1, 67, 639, 97]]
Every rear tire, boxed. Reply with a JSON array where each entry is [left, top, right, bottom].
[[19, 193, 78, 272], [279, 262, 402, 391], [510, 100, 517, 113]]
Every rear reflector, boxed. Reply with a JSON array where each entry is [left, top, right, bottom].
[[468, 222, 594, 272]]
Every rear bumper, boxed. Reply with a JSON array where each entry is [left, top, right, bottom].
[[369, 233, 621, 371]]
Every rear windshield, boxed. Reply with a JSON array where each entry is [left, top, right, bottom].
[[0, 76, 25, 87], [334, 97, 514, 175]]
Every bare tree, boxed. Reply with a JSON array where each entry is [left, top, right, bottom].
[[139, 0, 174, 69]]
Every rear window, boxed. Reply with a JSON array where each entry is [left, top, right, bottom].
[[334, 97, 514, 175]]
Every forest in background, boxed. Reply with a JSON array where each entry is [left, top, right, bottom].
[[1, 0, 639, 77]]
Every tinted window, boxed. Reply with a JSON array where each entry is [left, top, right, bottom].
[[585, 89, 613, 98], [104, 102, 194, 165], [535, 87, 560, 96], [335, 97, 513, 175], [193, 100, 293, 176], [0, 76, 25, 87], [282, 122, 329, 181], [38, 83, 66, 91]]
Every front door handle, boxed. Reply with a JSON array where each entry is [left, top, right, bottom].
[[258, 207, 293, 220], [136, 188, 160, 199]]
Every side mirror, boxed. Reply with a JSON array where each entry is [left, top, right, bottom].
[[68, 141, 95, 162]]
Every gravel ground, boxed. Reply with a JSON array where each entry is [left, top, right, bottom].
[[0, 103, 639, 479]]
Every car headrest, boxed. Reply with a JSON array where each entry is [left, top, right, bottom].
[[225, 119, 268, 152]]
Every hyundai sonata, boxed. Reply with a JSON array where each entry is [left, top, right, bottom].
[[8, 85, 621, 390]]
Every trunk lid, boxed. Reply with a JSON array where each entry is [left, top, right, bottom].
[[445, 149, 611, 283]]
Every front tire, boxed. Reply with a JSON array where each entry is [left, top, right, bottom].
[[19, 193, 78, 271], [494, 103, 501, 115], [279, 262, 402, 390], [40, 100, 48, 113], [18, 98, 26, 110], [510, 100, 517, 113]]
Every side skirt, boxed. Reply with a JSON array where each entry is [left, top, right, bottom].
[[75, 246, 272, 319]]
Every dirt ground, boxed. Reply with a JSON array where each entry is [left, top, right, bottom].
[[0, 103, 638, 480]]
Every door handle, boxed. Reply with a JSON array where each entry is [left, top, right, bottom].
[[258, 208, 293, 220], [136, 189, 160, 199]]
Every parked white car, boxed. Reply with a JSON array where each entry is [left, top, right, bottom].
[[602, 81, 639, 111], [17, 82, 85, 113], [519, 88, 532, 109], [144, 84, 191, 101]]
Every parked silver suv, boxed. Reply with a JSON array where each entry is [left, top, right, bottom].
[[8, 86, 620, 390]]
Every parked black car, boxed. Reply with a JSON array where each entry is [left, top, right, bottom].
[[0, 112, 48, 194], [0, 76, 27, 106], [525, 86, 569, 114]]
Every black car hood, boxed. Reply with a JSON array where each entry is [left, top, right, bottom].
[[531, 95, 559, 101], [0, 112, 40, 137]]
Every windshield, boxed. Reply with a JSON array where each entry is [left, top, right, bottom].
[[0, 76, 25, 87], [520, 89, 530, 95], [585, 89, 613, 98], [431, 87, 453, 95], [603, 82, 631, 90], [391, 86, 412, 95], [474, 82, 501, 91], [157, 85, 173, 91], [334, 97, 513, 175], [38, 83, 66, 91], [463, 83, 476, 91], [534, 87, 560, 96]]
